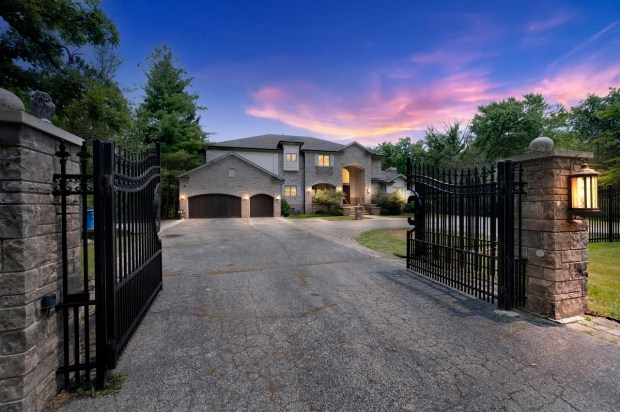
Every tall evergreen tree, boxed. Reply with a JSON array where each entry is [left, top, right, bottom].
[[136, 44, 209, 217]]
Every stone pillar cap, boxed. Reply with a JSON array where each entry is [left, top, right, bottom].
[[0, 88, 25, 112], [529, 136, 554, 152]]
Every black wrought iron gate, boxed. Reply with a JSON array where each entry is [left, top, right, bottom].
[[54, 140, 162, 389], [406, 158, 526, 310]]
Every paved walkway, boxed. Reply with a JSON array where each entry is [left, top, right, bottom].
[[60, 218, 620, 411]]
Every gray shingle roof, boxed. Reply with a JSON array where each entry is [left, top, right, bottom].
[[209, 134, 345, 152]]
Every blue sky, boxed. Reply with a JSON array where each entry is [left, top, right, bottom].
[[101, 0, 620, 145]]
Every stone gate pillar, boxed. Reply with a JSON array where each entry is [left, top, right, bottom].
[[0, 89, 83, 411], [510, 137, 593, 320]]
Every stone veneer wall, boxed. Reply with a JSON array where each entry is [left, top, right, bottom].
[[511, 149, 593, 319], [0, 90, 83, 411]]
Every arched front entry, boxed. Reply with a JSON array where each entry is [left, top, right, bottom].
[[188, 194, 241, 218], [343, 165, 365, 205], [250, 194, 274, 217]]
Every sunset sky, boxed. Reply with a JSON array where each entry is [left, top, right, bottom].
[[101, 0, 620, 145]]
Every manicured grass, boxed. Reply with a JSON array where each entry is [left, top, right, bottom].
[[355, 229, 620, 321], [587, 242, 620, 320], [355, 228, 408, 257]]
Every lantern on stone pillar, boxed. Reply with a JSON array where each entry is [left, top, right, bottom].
[[569, 161, 600, 217]]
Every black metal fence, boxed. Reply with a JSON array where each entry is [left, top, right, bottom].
[[406, 159, 526, 309], [53, 140, 162, 389], [589, 185, 619, 242]]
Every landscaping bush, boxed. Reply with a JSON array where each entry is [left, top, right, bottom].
[[403, 201, 413, 213], [312, 189, 345, 214], [375, 192, 404, 215], [281, 198, 291, 217]]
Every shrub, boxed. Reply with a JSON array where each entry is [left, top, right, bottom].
[[375, 192, 404, 215], [403, 201, 413, 213], [281, 198, 291, 217], [312, 189, 345, 213]]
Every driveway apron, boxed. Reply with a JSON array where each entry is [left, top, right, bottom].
[[60, 218, 620, 411]]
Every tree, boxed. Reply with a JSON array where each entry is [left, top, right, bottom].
[[56, 47, 134, 144], [471, 94, 551, 161], [422, 121, 471, 169], [136, 44, 209, 218], [0, 0, 119, 117], [571, 88, 620, 184], [373, 137, 426, 174]]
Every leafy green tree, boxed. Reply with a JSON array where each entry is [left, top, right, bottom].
[[136, 44, 209, 218], [571, 88, 620, 184], [56, 47, 133, 143], [373, 137, 427, 174], [471, 94, 551, 161], [0, 0, 119, 117]]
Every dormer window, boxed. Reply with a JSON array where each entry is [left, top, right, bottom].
[[286, 153, 297, 162]]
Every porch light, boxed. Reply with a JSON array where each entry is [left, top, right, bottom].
[[180, 194, 186, 201], [569, 161, 600, 217], [366, 186, 371, 194], [276, 195, 281, 200], [243, 194, 249, 200]]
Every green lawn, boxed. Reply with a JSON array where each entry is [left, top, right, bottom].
[[356, 228, 620, 320], [587, 242, 620, 320], [355, 228, 408, 257]]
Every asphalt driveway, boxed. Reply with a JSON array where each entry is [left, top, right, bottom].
[[61, 217, 620, 411]]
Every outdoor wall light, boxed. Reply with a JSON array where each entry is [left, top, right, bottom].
[[276, 195, 281, 200], [569, 161, 600, 218], [243, 194, 249, 200], [180, 194, 186, 201], [366, 187, 371, 194]]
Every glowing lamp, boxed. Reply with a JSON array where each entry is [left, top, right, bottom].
[[569, 162, 600, 217], [180, 194, 186, 201]]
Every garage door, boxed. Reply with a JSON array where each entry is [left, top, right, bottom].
[[250, 194, 274, 217], [188, 194, 241, 218]]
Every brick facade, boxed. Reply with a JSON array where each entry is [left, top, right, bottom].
[[185, 138, 383, 215], [179, 154, 282, 218]]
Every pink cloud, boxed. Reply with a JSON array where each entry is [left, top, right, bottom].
[[246, 70, 503, 145], [247, 60, 620, 146], [529, 65, 620, 106]]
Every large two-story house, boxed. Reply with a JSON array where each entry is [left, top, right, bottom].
[[177, 134, 409, 218]]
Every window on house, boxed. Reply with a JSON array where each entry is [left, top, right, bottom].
[[286, 153, 297, 162], [228, 168, 236, 177], [284, 185, 297, 197], [317, 154, 331, 167]]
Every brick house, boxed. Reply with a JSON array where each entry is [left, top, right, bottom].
[[177, 134, 410, 218]]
